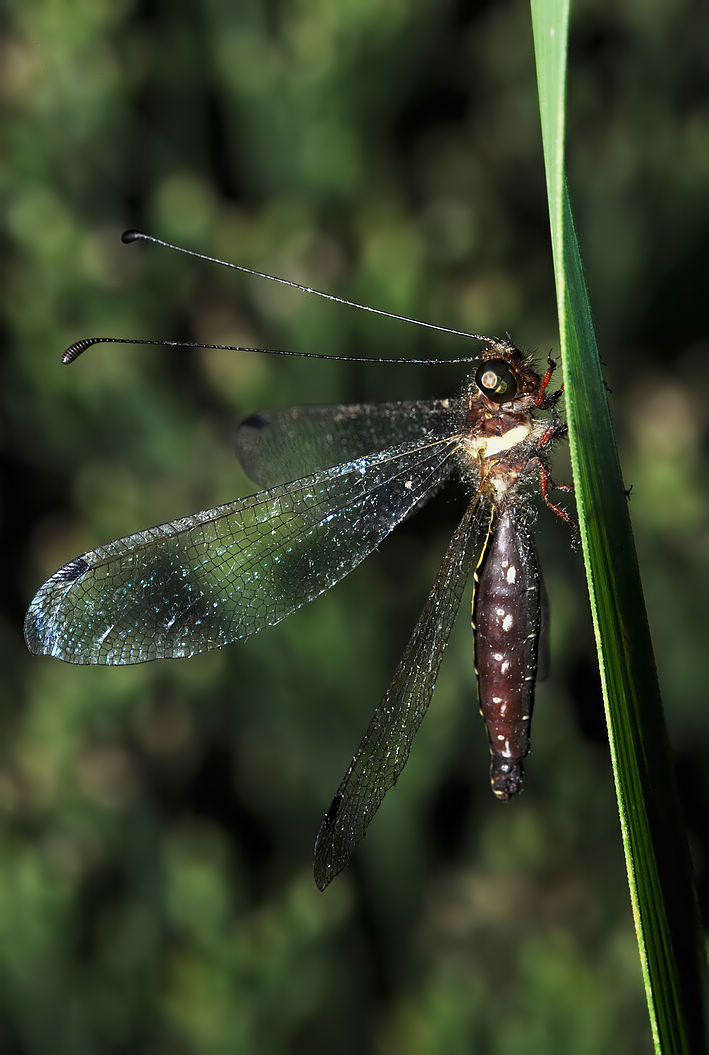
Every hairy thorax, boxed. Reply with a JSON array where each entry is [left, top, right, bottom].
[[457, 397, 548, 499]]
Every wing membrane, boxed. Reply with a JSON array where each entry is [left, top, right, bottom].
[[25, 437, 458, 665], [313, 495, 491, 890], [235, 399, 460, 486]]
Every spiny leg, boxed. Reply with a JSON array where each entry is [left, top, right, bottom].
[[535, 459, 572, 523], [535, 354, 561, 407]]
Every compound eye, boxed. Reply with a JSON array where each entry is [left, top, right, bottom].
[[475, 359, 519, 403]]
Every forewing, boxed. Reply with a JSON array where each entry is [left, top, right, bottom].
[[235, 399, 461, 486], [313, 495, 489, 890], [25, 437, 457, 665]]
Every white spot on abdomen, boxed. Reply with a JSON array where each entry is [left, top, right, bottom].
[[502, 614, 514, 631]]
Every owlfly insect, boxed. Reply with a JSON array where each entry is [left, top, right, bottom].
[[25, 230, 571, 889]]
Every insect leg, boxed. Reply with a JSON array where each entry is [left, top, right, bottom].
[[533, 459, 571, 522]]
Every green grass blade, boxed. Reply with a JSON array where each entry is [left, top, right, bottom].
[[530, 2, 706, 1051]]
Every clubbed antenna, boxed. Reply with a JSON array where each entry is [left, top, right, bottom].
[[63, 229, 505, 366]]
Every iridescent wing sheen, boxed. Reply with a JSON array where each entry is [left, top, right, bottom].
[[25, 436, 459, 665], [235, 399, 462, 486], [313, 494, 492, 890]]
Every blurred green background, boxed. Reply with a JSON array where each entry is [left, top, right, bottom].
[[2, 1, 708, 1052]]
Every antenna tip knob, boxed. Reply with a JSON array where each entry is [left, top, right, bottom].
[[62, 337, 99, 364], [121, 229, 144, 244]]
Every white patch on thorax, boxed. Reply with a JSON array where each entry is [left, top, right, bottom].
[[462, 422, 532, 461]]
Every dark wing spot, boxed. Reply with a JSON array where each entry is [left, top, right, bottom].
[[53, 556, 90, 582], [239, 411, 271, 432], [313, 794, 344, 891], [323, 793, 342, 826]]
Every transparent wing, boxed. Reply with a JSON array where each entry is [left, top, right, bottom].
[[235, 399, 461, 486], [25, 437, 458, 666], [313, 494, 491, 890]]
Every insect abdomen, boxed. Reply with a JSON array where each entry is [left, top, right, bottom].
[[472, 508, 541, 800]]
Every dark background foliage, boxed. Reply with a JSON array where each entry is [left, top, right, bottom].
[[2, 1, 707, 1052]]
